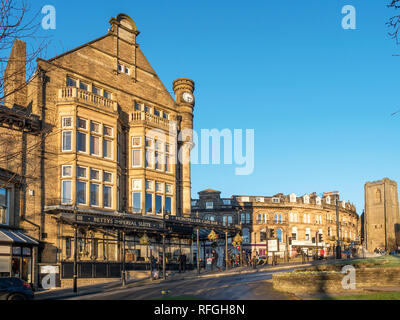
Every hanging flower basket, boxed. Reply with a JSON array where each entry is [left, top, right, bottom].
[[232, 233, 243, 246], [139, 233, 150, 245], [208, 229, 218, 242]]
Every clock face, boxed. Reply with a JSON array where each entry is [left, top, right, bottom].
[[182, 92, 194, 103]]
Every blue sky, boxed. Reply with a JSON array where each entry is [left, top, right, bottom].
[[26, 0, 400, 213]]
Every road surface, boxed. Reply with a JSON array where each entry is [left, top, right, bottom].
[[66, 268, 295, 300]]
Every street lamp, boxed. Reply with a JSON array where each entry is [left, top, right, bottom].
[[335, 195, 342, 259]]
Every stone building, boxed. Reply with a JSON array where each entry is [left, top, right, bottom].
[[363, 178, 400, 252], [192, 190, 359, 258], [0, 13, 206, 287]]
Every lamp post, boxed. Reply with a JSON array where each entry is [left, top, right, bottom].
[[335, 195, 342, 259]]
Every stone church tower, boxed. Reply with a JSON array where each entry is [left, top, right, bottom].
[[364, 178, 400, 252]]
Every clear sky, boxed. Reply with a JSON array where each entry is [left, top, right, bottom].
[[25, 0, 400, 214]]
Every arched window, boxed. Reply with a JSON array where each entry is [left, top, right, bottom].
[[279, 214, 282, 224], [375, 189, 381, 204], [274, 214, 278, 224], [303, 214, 307, 223], [276, 228, 283, 243], [294, 213, 298, 222], [289, 212, 293, 222]]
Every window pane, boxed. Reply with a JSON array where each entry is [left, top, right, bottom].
[[62, 166, 72, 177], [133, 192, 141, 213], [165, 196, 172, 214], [132, 179, 141, 190], [165, 184, 172, 194], [90, 121, 100, 133], [103, 90, 111, 99], [103, 139, 112, 158], [62, 131, 72, 151], [103, 172, 112, 183], [155, 182, 163, 193], [66, 77, 76, 87], [77, 118, 87, 129], [79, 82, 88, 90], [145, 193, 153, 213], [90, 183, 99, 206], [154, 108, 160, 117], [76, 181, 86, 204], [155, 152, 162, 170], [77, 166, 86, 178], [90, 135, 100, 155], [77, 132, 86, 152], [145, 150, 153, 168], [132, 137, 141, 147], [132, 150, 141, 167], [62, 117, 72, 128], [62, 180, 72, 204], [90, 169, 99, 181], [92, 86, 100, 95], [155, 195, 162, 214], [103, 186, 112, 208], [103, 126, 112, 137]]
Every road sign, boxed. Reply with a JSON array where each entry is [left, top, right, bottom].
[[268, 239, 279, 252]]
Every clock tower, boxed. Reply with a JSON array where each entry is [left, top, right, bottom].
[[173, 78, 195, 216]]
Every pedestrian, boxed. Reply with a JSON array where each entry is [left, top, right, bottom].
[[182, 253, 187, 273], [251, 250, 257, 269], [178, 252, 184, 273]]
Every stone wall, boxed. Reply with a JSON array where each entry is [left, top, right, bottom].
[[273, 267, 400, 294]]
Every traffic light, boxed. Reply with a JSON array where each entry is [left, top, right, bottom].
[[288, 237, 292, 245], [319, 234, 323, 243], [260, 232, 266, 242], [269, 229, 275, 239]]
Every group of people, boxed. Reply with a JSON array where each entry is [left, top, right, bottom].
[[150, 252, 188, 280]]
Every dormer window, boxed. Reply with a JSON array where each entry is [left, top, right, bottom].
[[255, 197, 264, 203], [326, 196, 331, 204], [206, 202, 213, 209], [289, 193, 297, 203], [316, 197, 322, 205], [303, 195, 310, 204], [272, 197, 280, 203]]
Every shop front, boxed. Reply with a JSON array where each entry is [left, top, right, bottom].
[[0, 229, 38, 283]]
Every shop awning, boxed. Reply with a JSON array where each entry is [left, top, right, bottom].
[[0, 229, 39, 245]]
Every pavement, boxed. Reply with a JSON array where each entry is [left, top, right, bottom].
[[34, 258, 336, 300]]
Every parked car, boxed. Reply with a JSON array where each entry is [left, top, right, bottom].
[[0, 277, 34, 300]]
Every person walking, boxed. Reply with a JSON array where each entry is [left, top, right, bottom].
[[182, 253, 187, 273]]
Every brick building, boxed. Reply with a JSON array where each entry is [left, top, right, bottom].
[[192, 190, 359, 259], [363, 178, 400, 252], [0, 13, 221, 287]]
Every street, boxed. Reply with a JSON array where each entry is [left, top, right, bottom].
[[65, 268, 295, 300]]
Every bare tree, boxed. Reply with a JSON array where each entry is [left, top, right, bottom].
[[0, 0, 48, 104], [387, 0, 400, 44]]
